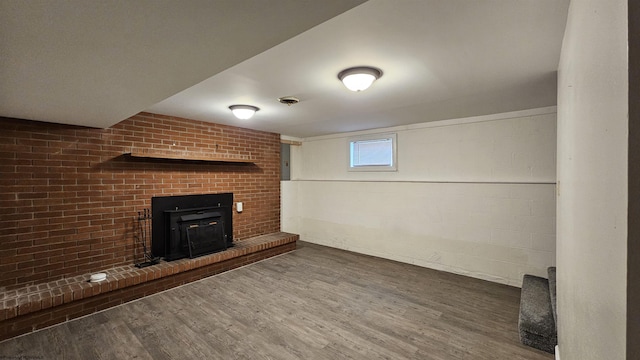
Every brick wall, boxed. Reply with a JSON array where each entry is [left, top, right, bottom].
[[0, 112, 281, 290]]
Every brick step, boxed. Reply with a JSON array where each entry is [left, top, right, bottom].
[[0, 232, 298, 341]]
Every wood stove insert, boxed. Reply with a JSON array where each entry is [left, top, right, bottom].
[[152, 193, 233, 261]]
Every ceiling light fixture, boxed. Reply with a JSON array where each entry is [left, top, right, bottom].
[[229, 105, 259, 120], [338, 66, 383, 92]]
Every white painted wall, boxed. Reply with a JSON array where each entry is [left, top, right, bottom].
[[282, 108, 557, 286], [280, 180, 300, 234], [556, 0, 628, 359]]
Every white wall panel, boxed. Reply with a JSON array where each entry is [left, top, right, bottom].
[[294, 181, 555, 286], [282, 110, 557, 287], [556, 0, 628, 358]]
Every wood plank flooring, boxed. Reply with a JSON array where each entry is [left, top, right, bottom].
[[0, 242, 552, 359]]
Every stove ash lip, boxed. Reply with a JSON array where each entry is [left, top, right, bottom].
[[175, 209, 222, 223]]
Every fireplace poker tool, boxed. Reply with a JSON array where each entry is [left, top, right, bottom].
[[135, 208, 160, 268]]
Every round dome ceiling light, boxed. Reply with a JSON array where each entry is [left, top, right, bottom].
[[278, 96, 300, 106], [338, 66, 383, 92], [229, 104, 259, 120]]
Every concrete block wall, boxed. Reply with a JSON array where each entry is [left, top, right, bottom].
[[282, 108, 556, 286]]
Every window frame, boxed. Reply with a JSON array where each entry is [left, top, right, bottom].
[[347, 133, 398, 172]]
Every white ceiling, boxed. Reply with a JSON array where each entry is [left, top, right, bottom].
[[1, 0, 569, 138], [0, 0, 365, 128]]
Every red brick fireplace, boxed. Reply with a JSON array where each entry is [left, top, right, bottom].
[[0, 112, 295, 340], [0, 112, 281, 290]]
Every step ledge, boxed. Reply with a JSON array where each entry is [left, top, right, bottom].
[[518, 274, 556, 354], [0, 232, 298, 321]]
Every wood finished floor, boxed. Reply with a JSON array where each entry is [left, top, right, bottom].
[[0, 242, 552, 360]]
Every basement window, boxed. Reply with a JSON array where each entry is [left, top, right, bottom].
[[348, 133, 397, 171]]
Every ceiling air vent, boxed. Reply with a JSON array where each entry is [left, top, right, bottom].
[[278, 96, 300, 106]]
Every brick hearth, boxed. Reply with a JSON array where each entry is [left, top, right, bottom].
[[0, 232, 298, 341]]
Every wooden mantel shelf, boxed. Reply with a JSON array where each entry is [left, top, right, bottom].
[[125, 149, 255, 163]]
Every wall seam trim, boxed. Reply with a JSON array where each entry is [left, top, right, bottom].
[[289, 179, 557, 185]]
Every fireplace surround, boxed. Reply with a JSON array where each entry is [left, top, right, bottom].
[[152, 193, 234, 261]]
